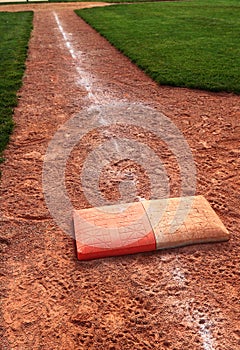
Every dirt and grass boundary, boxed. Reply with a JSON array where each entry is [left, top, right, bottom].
[[0, 11, 33, 162]]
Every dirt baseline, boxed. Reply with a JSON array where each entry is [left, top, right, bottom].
[[0, 3, 239, 350]]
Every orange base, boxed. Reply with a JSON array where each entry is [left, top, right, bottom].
[[73, 196, 230, 261], [76, 231, 156, 261]]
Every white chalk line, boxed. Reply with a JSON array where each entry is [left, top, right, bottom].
[[54, 11, 100, 105], [200, 322, 215, 350], [172, 265, 215, 350], [54, 13, 75, 58], [53, 12, 124, 163]]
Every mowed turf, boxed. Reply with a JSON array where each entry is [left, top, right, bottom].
[[76, 0, 240, 94], [48, 0, 157, 2], [0, 12, 33, 161]]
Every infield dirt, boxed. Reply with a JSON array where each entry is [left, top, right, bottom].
[[0, 3, 239, 349]]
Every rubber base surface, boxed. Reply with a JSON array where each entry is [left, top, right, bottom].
[[73, 196, 230, 260]]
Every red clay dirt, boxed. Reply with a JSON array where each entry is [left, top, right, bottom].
[[0, 3, 239, 350]]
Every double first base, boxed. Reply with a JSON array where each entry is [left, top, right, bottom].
[[73, 196, 230, 261]]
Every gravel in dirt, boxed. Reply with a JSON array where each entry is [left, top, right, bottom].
[[0, 3, 239, 350]]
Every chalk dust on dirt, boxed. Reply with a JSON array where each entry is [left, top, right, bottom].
[[0, 3, 239, 349]]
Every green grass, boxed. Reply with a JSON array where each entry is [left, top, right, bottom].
[[48, 0, 169, 2], [0, 11, 33, 161], [76, 0, 240, 94]]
